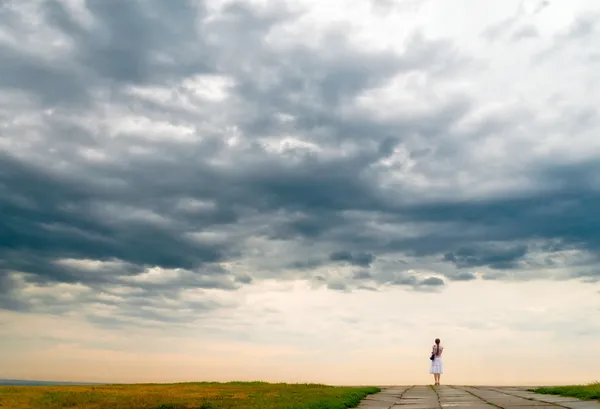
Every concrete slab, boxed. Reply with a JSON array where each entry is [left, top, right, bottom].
[[502, 394, 584, 403], [508, 405, 580, 409], [481, 386, 600, 408], [396, 400, 440, 406], [487, 399, 550, 406], [364, 396, 402, 403], [440, 404, 496, 408], [440, 392, 482, 395], [358, 403, 393, 409], [438, 392, 475, 396], [440, 401, 491, 405], [557, 402, 600, 409], [359, 386, 600, 409], [537, 397, 592, 404]]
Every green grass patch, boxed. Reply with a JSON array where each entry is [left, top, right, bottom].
[[529, 382, 600, 401], [0, 381, 380, 409]]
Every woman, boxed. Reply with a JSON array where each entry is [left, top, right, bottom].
[[430, 338, 443, 385]]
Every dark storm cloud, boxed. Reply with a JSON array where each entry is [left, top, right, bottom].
[[0, 154, 231, 273], [443, 244, 528, 270], [44, 0, 210, 84], [0, 43, 87, 106], [277, 159, 600, 287], [0, 0, 599, 323], [0, 0, 210, 107], [330, 251, 376, 267]]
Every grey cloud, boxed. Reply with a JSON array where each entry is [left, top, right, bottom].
[[443, 244, 528, 270], [535, 11, 600, 61], [0, 0, 599, 326], [330, 251, 376, 267], [394, 168, 600, 257], [447, 272, 477, 282], [0, 269, 237, 326], [419, 277, 445, 286], [564, 13, 598, 40], [353, 270, 374, 280], [224, 30, 470, 147], [44, 0, 210, 84], [0, 44, 87, 106], [534, 0, 551, 15], [371, 0, 428, 15], [0, 274, 28, 312], [482, 17, 517, 41], [327, 281, 348, 291], [376, 273, 446, 291], [357, 285, 379, 291], [235, 273, 254, 284], [570, 270, 600, 283], [388, 275, 418, 286], [516, 0, 551, 17], [289, 259, 324, 270], [0, 153, 234, 272], [510, 25, 540, 42], [0, 0, 210, 107], [104, 297, 229, 326], [482, 0, 549, 42]]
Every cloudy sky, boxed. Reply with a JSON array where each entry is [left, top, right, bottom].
[[1, 0, 599, 386]]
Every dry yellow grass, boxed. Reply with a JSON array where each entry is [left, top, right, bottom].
[[0, 381, 380, 409]]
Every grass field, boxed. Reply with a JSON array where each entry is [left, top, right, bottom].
[[530, 382, 600, 401], [0, 381, 380, 409]]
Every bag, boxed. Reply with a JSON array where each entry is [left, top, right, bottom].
[[429, 344, 439, 361]]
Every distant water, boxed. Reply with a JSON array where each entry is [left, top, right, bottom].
[[0, 379, 105, 386]]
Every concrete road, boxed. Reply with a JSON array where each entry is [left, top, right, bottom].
[[358, 385, 600, 409]]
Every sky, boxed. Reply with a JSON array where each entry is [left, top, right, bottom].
[[1, 0, 599, 386]]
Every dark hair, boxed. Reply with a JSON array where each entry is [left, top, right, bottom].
[[435, 338, 440, 344]]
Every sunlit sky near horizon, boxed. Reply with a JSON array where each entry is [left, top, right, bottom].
[[1, 0, 600, 386]]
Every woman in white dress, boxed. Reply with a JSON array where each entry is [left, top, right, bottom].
[[430, 338, 443, 385]]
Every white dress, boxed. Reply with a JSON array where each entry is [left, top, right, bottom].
[[430, 344, 443, 374]]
